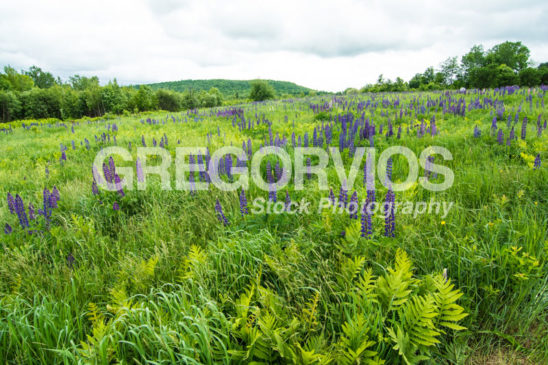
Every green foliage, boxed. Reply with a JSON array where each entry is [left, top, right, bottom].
[[0, 86, 546, 364], [140, 78, 314, 98], [25, 66, 57, 89], [156, 89, 181, 111], [1, 66, 34, 91], [249, 79, 275, 101], [519, 67, 542, 87]]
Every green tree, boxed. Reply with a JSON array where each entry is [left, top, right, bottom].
[[461, 45, 486, 74], [20, 87, 62, 119], [83, 86, 104, 117], [408, 73, 423, 89], [421, 67, 435, 84], [486, 41, 530, 72], [130, 85, 156, 112], [69, 75, 100, 91], [1, 66, 34, 91], [496, 64, 519, 86], [181, 89, 199, 109], [101, 79, 127, 114], [25, 66, 56, 88], [156, 89, 181, 111], [538, 63, 548, 85], [0, 90, 22, 122], [60, 88, 84, 119], [519, 67, 541, 87], [439, 56, 461, 86], [249, 80, 274, 101]]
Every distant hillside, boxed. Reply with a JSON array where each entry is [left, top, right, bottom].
[[136, 79, 317, 98]]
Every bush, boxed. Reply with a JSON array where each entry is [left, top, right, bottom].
[[249, 80, 275, 101]]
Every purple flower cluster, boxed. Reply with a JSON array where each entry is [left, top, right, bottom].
[[384, 187, 395, 237], [14, 194, 29, 228], [239, 189, 248, 215], [473, 125, 481, 138], [534, 154, 541, 169], [497, 129, 504, 145], [7, 193, 15, 214], [349, 191, 358, 219], [338, 184, 347, 208], [215, 199, 229, 226]]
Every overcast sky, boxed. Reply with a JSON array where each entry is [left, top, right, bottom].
[[1, 0, 547, 92]]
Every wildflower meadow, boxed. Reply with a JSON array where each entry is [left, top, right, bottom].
[[0, 87, 547, 364]]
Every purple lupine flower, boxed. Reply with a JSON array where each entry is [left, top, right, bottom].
[[360, 203, 372, 238], [473, 125, 481, 138], [114, 174, 125, 197], [239, 189, 248, 215], [384, 187, 395, 237], [52, 186, 60, 201], [142, 135, 146, 147], [136, 158, 144, 183], [349, 191, 358, 219], [497, 129, 504, 145], [113, 201, 120, 211], [329, 188, 335, 205], [60, 151, 67, 162], [306, 158, 312, 180], [521, 117, 527, 140], [103, 163, 112, 184], [67, 253, 75, 268], [7, 193, 15, 214], [28, 203, 35, 220], [215, 199, 229, 226], [534, 154, 541, 169], [338, 184, 347, 208], [275, 161, 281, 181], [14, 194, 29, 228], [92, 181, 99, 195], [4, 223, 11, 234], [108, 157, 116, 177], [509, 126, 515, 141], [285, 190, 291, 211], [425, 156, 434, 180], [41, 188, 52, 222], [491, 117, 497, 131], [47, 187, 59, 209], [386, 158, 393, 184], [225, 154, 232, 179], [267, 162, 277, 202]]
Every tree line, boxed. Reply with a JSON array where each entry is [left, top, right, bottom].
[[356, 41, 548, 93], [0, 66, 223, 123]]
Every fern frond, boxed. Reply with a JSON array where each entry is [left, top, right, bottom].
[[301, 292, 320, 328], [337, 313, 377, 364], [356, 268, 377, 299], [179, 245, 207, 280], [400, 295, 440, 347], [433, 274, 468, 331], [376, 249, 415, 311], [339, 255, 366, 288]]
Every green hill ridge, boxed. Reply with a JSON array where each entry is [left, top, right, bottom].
[[135, 79, 317, 98]]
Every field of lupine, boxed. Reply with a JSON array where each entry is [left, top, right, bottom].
[[0, 87, 547, 364]]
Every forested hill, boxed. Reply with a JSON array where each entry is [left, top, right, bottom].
[[136, 79, 316, 97]]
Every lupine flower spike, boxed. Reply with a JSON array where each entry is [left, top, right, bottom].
[[215, 199, 229, 226], [534, 154, 541, 169]]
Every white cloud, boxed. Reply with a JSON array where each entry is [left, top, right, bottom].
[[0, 0, 547, 91]]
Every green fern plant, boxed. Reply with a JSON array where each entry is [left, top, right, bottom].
[[376, 249, 415, 312]]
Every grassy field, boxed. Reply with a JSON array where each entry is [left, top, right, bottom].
[[0, 88, 547, 364]]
